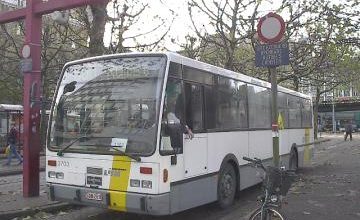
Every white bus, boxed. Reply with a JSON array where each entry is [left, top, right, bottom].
[[46, 52, 313, 215]]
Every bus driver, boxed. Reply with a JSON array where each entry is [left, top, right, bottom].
[[162, 81, 193, 153]]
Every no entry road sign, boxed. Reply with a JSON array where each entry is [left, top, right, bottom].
[[257, 12, 285, 44]]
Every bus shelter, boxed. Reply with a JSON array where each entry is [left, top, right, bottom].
[[0, 104, 23, 153]]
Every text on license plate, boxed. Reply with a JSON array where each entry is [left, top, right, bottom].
[[85, 192, 103, 201]]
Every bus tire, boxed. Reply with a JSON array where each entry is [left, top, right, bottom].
[[289, 149, 298, 171], [217, 163, 237, 208]]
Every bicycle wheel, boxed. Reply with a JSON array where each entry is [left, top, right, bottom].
[[248, 207, 286, 220]]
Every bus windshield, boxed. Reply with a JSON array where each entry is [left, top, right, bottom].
[[48, 55, 166, 156]]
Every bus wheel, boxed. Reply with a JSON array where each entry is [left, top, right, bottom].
[[217, 163, 236, 208], [289, 149, 298, 171]]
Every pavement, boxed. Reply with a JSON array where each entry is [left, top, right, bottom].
[[0, 155, 71, 220], [282, 133, 360, 220], [0, 155, 46, 177], [0, 133, 359, 220]]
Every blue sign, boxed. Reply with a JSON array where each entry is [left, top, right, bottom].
[[255, 42, 289, 67]]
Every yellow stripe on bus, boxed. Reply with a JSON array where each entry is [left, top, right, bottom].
[[304, 128, 311, 165], [109, 156, 132, 211]]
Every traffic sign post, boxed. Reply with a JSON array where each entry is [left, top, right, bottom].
[[255, 12, 288, 167]]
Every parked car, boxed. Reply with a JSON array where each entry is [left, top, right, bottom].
[[352, 124, 358, 132], [339, 124, 358, 132]]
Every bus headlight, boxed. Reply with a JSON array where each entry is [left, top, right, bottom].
[[48, 171, 56, 178], [141, 180, 152, 189], [130, 179, 140, 187], [48, 171, 64, 179], [56, 172, 64, 179]]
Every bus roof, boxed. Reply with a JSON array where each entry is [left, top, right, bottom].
[[63, 52, 311, 100], [0, 104, 23, 111]]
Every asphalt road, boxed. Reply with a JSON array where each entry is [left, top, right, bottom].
[[12, 134, 360, 220]]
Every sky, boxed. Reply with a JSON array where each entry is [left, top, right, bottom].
[[0, 0, 297, 51], [104, 0, 284, 51]]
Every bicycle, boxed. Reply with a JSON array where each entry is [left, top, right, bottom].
[[243, 156, 296, 220]]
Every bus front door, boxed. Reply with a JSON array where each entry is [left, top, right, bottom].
[[183, 133, 208, 178]]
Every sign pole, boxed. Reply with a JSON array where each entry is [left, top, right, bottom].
[[270, 67, 279, 167], [22, 0, 42, 197], [255, 12, 287, 168]]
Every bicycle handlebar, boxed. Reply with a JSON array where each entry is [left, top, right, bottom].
[[243, 156, 265, 170], [242, 156, 254, 162]]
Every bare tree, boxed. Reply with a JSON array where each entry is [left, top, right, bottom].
[[0, 16, 89, 147], [107, 0, 174, 53], [187, 0, 275, 71], [0, 23, 23, 104]]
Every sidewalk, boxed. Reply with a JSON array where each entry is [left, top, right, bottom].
[[0, 155, 71, 220], [0, 155, 46, 177], [283, 133, 360, 219]]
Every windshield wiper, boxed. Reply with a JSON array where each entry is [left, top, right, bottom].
[[110, 146, 141, 162], [57, 136, 141, 162], [57, 136, 89, 156]]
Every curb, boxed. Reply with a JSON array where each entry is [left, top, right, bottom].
[[0, 167, 45, 177], [0, 202, 73, 220], [314, 138, 331, 144]]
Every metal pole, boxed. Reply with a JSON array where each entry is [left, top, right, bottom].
[[0, 0, 108, 198], [332, 101, 336, 133], [23, 0, 42, 197], [270, 67, 279, 167]]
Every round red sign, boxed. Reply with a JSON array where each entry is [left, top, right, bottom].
[[257, 12, 285, 44]]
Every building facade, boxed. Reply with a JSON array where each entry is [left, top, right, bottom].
[[317, 85, 360, 132]]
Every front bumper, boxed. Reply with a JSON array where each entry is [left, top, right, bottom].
[[47, 184, 170, 215]]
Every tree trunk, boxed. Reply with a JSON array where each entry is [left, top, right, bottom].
[[89, 2, 108, 56], [223, 1, 239, 71], [293, 75, 299, 92], [313, 87, 321, 140]]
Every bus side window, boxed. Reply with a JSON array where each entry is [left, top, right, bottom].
[[184, 83, 203, 132], [204, 86, 217, 129], [160, 79, 184, 154]]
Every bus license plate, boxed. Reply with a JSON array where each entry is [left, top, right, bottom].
[[85, 192, 103, 201]]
